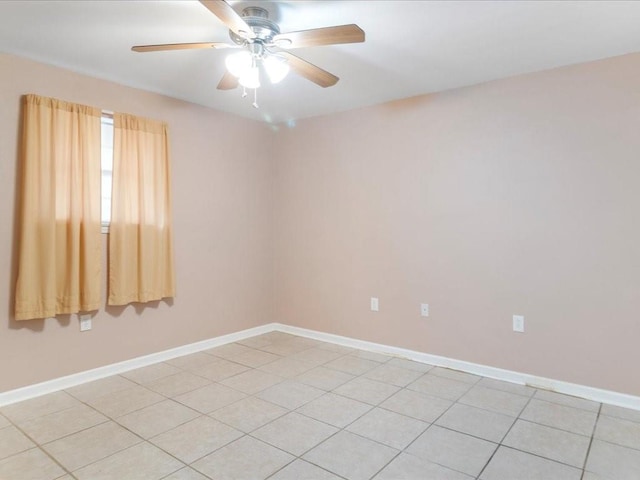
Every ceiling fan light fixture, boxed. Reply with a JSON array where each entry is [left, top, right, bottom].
[[239, 66, 260, 89], [264, 55, 290, 84], [225, 50, 252, 78]]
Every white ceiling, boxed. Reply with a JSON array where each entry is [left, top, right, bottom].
[[1, 1, 640, 124]]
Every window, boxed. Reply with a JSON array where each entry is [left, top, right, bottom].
[[101, 114, 113, 232]]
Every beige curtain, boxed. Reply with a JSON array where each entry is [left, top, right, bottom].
[[108, 113, 175, 305], [15, 94, 102, 321]]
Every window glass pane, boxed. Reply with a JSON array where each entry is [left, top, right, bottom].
[[101, 116, 113, 228]]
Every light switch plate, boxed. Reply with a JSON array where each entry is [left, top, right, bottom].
[[513, 315, 524, 333], [370, 297, 379, 312]]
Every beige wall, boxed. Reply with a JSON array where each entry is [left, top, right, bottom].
[[3, 51, 640, 398], [0, 54, 275, 392], [274, 53, 640, 397]]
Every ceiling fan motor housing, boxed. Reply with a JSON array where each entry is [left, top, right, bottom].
[[229, 7, 280, 45]]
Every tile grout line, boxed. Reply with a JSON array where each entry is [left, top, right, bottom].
[[475, 390, 537, 479], [580, 402, 603, 480]]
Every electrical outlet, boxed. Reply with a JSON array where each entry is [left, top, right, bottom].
[[513, 315, 524, 333], [421, 303, 429, 317], [370, 297, 379, 312], [79, 314, 92, 332]]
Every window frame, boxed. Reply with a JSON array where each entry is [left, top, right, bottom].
[[101, 112, 114, 233]]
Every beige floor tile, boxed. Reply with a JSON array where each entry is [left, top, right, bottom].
[[258, 357, 316, 378], [534, 390, 600, 412], [121, 363, 182, 385], [429, 367, 481, 384], [582, 472, 608, 480], [165, 352, 216, 370], [407, 374, 472, 401], [236, 334, 274, 349], [324, 355, 380, 375], [231, 349, 281, 368], [204, 343, 255, 359], [295, 366, 355, 391], [269, 459, 342, 479], [256, 380, 324, 410], [407, 425, 497, 477], [115, 400, 199, 439], [458, 386, 529, 417], [7, 333, 640, 480], [476, 377, 536, 397], [303, 430, 398, 480], [346, 407, 428, 450], [65, 375, 137, 403], [363, 363, 424, 387], [503, 419, 590, 468], [209, 396, 287, 433], [219, 369, 283, 395], [348, 350, 392, 363], [253, 412, 338, 456], [333, 377, 400, 405], [386, 357, 433, 373], [285, 336, 326, 349], [435, 402, 515, 443], [380, 388, 452, 423], [289, 347, 344, 366], [258, 331, 297, 343], [162, 467, 209, 480], [174, 383, 246, 414], [259, 340, 312, 356], [0, 425, 35, 460], [374, 452, 473, 480], [187, 358, 249, 381], [86, 385, 164, 418], [192, 436, 293, 480], [520, 398, 597, 436], [74, 442, 183, 480], [145, 371, 210, 397], [1, 391, 81, 423], [585, 439, 640, 480], [42, 421, 141, 471], [595, 415, 640, 450], [480, 446, 582, 480], [316, 343, 356, 354], [297, 392, 372, 428], [20, 404, 107, 444], [0, 448, 66, 480], [150, 416, 242, 464], [600, 404, 640, 424]]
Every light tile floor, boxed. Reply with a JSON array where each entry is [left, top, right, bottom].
[[1, 331, 639, 479]]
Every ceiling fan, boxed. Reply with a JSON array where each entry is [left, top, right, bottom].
[[132, 0, 365, 106]]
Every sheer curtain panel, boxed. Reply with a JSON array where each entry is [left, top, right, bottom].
[[108, 113, 175, 305], [14, 94, 102, 321]]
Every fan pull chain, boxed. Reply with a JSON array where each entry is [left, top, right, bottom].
[[252, 88, 258, 109]]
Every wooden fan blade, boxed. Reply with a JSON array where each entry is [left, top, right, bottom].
[[200, 0, 255, 39], [217, 71, 239, 90], [132, 42, 233, 52], [273, 24, 364, 49], [279, 51, 338, 88]]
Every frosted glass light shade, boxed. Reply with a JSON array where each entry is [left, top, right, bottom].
[[264, 55, 290, 84], [225, 51, 252, 78], [239, 66, 260, 89]]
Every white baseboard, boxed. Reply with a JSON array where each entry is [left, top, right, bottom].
[[2, 322, 639, 412], [0, 323, 275, 407], [275, 323, 640, 411]]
